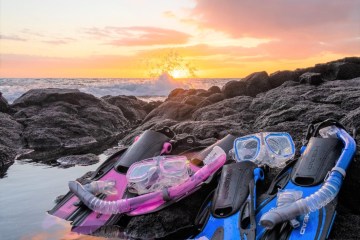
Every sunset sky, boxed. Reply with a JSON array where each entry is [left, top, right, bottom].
[[1, 0, 359, 78]]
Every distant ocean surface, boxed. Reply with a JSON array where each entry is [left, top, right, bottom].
[[0, 75, 237, 103]]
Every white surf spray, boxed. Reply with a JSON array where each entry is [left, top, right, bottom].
[[0, 75, 230, 103]]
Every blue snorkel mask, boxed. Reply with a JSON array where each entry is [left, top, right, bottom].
[[232, 132, 295, 168]]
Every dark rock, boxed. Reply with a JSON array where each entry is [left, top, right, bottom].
[[195, 89, 210, 97], [56, 153, 99, 166], [299, 72, 323, 85], [196, 93, 226, 109], [192, 96, 253, 122], [102, 95, 148, 123], [143, 101, 195, 122], [182, 95, 205, 106], [12, 88, 129, 161], [208, 86, 221, 94], [0, 145, 17, 168], [269, 70, 296, 88], [143, 101, 163, 113], [342, 56, 360, 64], [206, 93, 225, 103], [0, 92, 10, 113], [243, 71, 271, 97], [196, 91, 212, 97], [168, 88, 185, 99], [0, 113, 23, 148], [292, 58, 360, 82], [221, 80, 247, 98], [0, 112, 23, 169], [167, 88, 211, 102], [331, 62, 360, 80], [186, 89, 198, 96]]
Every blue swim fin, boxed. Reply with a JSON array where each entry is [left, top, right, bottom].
[[193, 161, 264, 240], [256, 119, 357, 240]]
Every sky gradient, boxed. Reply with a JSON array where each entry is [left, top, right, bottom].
[[1, 0, 359, 78]]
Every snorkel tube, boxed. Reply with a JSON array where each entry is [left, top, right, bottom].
[[69, 146, 226, 215], [260, 126, 357, 229]]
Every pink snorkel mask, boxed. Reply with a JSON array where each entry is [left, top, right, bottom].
[[68, 146, 227, 216], [126, 156, 190, 195]]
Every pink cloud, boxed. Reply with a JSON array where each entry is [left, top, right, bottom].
[[189, 0, 360, 57], [0, 34, 27, 41], [42, 37, 76, 45], [191, 0, 359, 38], [84, 26, 191, 46]]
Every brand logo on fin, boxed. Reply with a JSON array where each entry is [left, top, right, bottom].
[[300, 214, 310, 235], [307, 146, 319, 171], [223, 169, 232, 199]]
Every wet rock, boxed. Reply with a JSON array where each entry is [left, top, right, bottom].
[[244, 71, 271, 97], [0, 112, 23, 169], [221, 80, 247, 98], [0, 145, 17, 169], [299, 72, 323, 85], [56, 153, 99, 166], [12, 88, 129, 161]]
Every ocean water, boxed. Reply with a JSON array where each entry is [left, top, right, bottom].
[[0, 157, 109, 240], [0, 75, 236, 103]]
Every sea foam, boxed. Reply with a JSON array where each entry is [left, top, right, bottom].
[[0, 74, 231, 103]]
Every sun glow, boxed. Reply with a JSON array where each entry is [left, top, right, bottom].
[[169, 69, 188, 78]]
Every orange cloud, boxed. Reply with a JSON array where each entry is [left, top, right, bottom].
[[84, 26, 191, 46], [0, 54, 142, 78], [137, 44, 257, 57]]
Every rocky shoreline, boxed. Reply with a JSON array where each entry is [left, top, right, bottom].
[[1, 57, 360, 238]]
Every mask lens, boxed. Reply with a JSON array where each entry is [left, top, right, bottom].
[[128, 163, 155, 180], [265, 134, 295, 157], [235, 136, 260, 161], [162, 159, 186, 174]]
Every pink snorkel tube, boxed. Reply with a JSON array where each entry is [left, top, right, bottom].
[[68, 146, 226, 216]]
